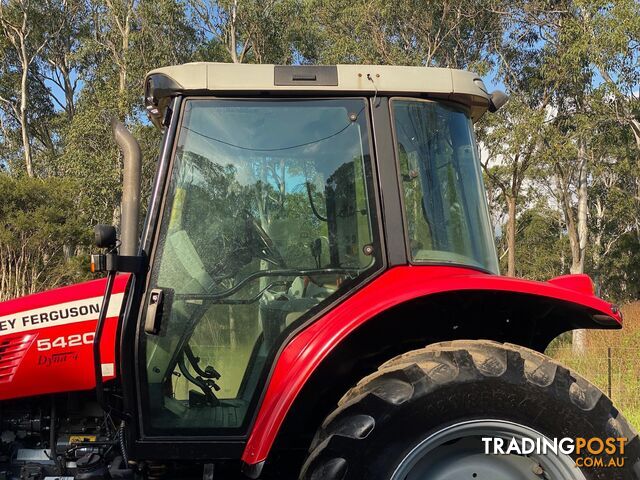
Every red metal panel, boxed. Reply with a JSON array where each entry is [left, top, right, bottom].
[[0, 274, 130, 400], [242, 265, 621, 465], [547, 273, 595, 296]]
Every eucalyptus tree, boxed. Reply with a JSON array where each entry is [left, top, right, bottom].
[[479, 99, 546, 277], [0, 175, 88, 301], [188, 0, 301, 64], [302, 0, 503, 70], [58, 0, 198, 226], [0, 0, 62, 176], [39, 0, 88, 122]]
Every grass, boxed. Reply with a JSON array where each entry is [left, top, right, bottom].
[[546, 302, 640, 430]]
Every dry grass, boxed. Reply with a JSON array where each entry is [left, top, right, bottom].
[[546, 302, 640, 430]]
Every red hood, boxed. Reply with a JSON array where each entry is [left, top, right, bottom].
[[0, 274, 131, 400]]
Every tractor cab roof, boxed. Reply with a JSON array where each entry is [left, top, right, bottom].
[[144, 62, 494, 128]]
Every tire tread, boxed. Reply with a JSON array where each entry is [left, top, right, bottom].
[[300, 340, 640, 480]]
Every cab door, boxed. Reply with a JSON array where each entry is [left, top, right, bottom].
[[133, 96, 382, 451]]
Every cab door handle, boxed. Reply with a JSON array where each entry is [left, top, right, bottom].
[[144, 288, 164, 335]]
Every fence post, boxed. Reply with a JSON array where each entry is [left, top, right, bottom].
[[607, 347, 612, 399]]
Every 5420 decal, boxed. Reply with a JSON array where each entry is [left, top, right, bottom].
[[37, 332, 95, 351]]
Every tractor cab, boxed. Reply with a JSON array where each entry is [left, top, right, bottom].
[[134, 64, 500, 439]]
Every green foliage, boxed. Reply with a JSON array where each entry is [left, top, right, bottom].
[[301, 0, 501, 71], [510, 206, 570, 281], [0, 173, 90, 300]]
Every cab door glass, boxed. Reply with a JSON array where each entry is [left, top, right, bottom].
[[142, 98, 379, 434]]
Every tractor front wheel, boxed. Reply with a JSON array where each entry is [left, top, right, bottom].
[[300, 340, 640, 480]]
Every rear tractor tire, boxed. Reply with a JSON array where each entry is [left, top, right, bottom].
[[300, 340, 640, 480]]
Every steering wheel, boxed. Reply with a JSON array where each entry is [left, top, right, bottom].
[[249, 218, 286, 267]]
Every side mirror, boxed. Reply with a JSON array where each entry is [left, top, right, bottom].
[[488, 90, 509, 113], [91, 225, 117, 273], [94, 224, 117, 249]]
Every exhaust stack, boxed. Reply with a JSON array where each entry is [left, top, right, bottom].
[[111, 120, 142, 257]]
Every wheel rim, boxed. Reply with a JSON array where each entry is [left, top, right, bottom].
[[391, 419, 586, 480]]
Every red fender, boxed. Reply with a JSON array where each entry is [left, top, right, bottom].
[[242, 266, 620, 465], [0, 274, 131, 400]]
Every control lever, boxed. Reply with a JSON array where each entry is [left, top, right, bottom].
[[185, 345, 221, 380]]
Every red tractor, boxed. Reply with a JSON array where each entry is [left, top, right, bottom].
[[0, 63, 636, 480]]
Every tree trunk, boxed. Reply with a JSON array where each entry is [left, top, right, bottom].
[[631, 119, 640, 206], [576, 142, 588, 272], [104, 0, 132, 117], [118, 13, 129, 117], [229, 0, 239, 63], [61, 61, 75, 120], [572, 329, 587, 356], [592, 197, 604, 272], [560, 179, 580, 274], [571, 141, 589, 355], [506, 195, 516, 277], [19, 31, 33, 177]]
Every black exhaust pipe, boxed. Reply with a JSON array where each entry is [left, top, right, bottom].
[[111, 119, 141, 257]]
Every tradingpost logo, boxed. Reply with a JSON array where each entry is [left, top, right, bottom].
[[482, 436, 627, 468]]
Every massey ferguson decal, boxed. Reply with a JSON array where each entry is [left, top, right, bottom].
[[0, 293, 123, 336]]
